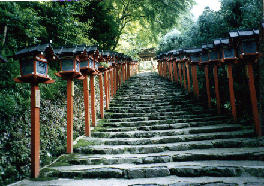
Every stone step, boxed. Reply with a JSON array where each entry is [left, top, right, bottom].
[[103, 112, 219, 119], [86, 130, 254, 145], [101, 119, 236, 129], [43, 160, 264, 179], [97, 123, 241, 132], [103, 116, 232, 125], [92, 125, 244, 138], [14, 176, 264, 186], [74, 138, 264, 156]]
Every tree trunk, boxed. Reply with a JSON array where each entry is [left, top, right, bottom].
[[1, 25, 7, 48]]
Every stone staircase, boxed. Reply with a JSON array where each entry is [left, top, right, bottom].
[[16, 72, 264, 186]]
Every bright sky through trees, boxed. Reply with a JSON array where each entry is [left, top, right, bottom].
[[191, 0, 221, 20]]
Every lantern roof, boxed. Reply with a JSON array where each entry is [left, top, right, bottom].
[[14, 43, 54, 59], [76, 45, 86, 53], [102, 50, 112, 57], [86, 45, 98, 54], [54, 46, 78, 56], [214, 38, 230, 46], [0, 55, 7, 63], [184, 48, 202, 54], [229, 29, 259, 39]]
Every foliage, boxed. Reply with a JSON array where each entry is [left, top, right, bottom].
[[104, 0, 194, 50], [158, 0, 262, 52]]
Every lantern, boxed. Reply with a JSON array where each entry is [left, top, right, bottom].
[[214, 38, 237, 62], [184, 48, 202, 63], [229, 30, 259, 56], [81, 46, 97, 71], [14, 44, 55, 83], [54, 46, 81, 73], [207, 43, 219, 62]]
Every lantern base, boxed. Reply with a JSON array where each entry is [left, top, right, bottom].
[[55, 71, 84, 80], [240, 53, 260, 63], [221, 58, 238, 64], [80, 68, 98, 76], [14, 74, 54, 84]]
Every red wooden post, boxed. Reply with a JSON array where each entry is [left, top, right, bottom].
[[90, 74, 96, 127], [227, 64, 237, 121], [110, 69, 114, 97], [31, 84, 40, 178], [182, 62, 187, 89], [213, 65, 221, 114], [170, 62, 173, 81], [186, 63, 191, 92], [178, 63, 182, 85], [122, 64, 125, 83], [104, 71, 109, 110], [173, 61, 178, 82], [98, 73, 104, 119], [247, 64, 261, 136], [66, 79, 74, 154], [204, 65, 211, 108], [83, 76, 91, 136], [128, 63, 131, 78], [194, 65, 199, 97], [118, 66, 122, 88], [114, 67, 117, 95], [191, 65, 196, 96]]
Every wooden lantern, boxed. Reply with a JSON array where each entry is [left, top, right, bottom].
[[13, 43, 55, 178], [54, 46, 81, 77], [14, 44, 55, 84], [207, 43, 219, 62], [185, 48, 202, 64], [79, 45, 98, 72], [214, 38, 237, 62], [229, 30, 259, 57]]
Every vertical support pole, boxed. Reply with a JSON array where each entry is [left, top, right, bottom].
[[247, 64, 261, 136], [90, 74, 96, 127], [173, 61, 178, 82], [66, 79, 74, 154], [128, 63, 131, 78], [98, 73, 104, 119], [110, 69, 114, 97], [204, 65, 211, 108], [191, 65, 196, 96], [213, 65, 221, 114], [193, 65, 199, 97], [118, 66, 121, 88], [170, 62, 173, 81], [227, 64, 237, 121], [178, 63, 182, 85], [83, 76, 91, 136], [108, 71, 111, 104], [125, 63, 128, 81], [183, 62, 187, 89], [186, 63, 191, 92], [31, 83, 40, 178], [123, 64, 125, 81], [104, 71, 109, 110], [114, 67, 117, 95]]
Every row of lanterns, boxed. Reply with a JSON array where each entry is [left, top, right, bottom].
[[14, 44, 133, 82], [157, 28, 261, 138], [12, 43, 137, 178], [157, 29, 259, 64]]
